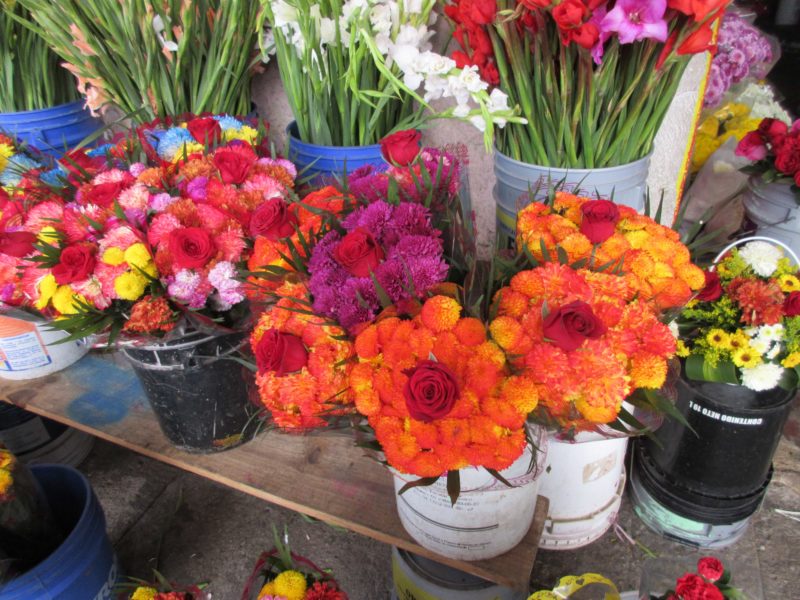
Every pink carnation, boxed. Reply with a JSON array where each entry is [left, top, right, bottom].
[[148, 213, 181, 247], [242, 173, 284, 199], [196, 203, 229, 231], [118, 183, 150, 212], [214, 229, 246, 262], [23, 201, 63, 234]]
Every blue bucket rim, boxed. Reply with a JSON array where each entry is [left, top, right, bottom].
[[0, 99, 90, 119], [286, 121, 383, 153], [494, 146, 652, 175]]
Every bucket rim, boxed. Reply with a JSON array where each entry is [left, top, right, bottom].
[[677, 371, 797, 415], [286, 121, 383, 153], [394, 547, 496, 592], [493, 146, 652, 174], [0, 99, 91, 119]]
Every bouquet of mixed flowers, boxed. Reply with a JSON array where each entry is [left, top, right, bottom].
[[677, 239, 800, 392], [10, 115, 297, 342], [263, 0, 521, 147], [735, 117, 800, 200], [445, 0, 731, 168], [691, 102, 763, 172], [126, 574, 210, 600], [649, 556, 745, 600]]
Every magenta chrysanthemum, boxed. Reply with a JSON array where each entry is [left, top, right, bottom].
[[308, 200, 448, 331]]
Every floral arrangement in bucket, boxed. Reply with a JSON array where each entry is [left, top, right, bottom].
[[676, 238, 800, 392], [648, 556, 745, 599], [262, 0, 522, 147], [445, 0, 732, 168], [735, 117, 800, 201]]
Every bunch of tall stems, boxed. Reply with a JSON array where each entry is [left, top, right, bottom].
[[0, 2, 77, 112], [15, 0, 263, 121]]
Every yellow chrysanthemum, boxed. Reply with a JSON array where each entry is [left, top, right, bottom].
[[500, 376, 538, 414], [630, 353, 668, 389], [224, 125, 259, 144], [732, 346, 761, 368], [782, 352, 800, 369], [778, 274, 800, 293], [102, 247, 125, 266], [489, 316, 523, 351], [676, 340, 690, 358], [38, 226, 60, 243], [272, 570, 307, 600], [130, 587, 158, 600], [114, 271, 148, 301], [142, 261, 158, 278], [697, 117, 719, 138], [0, 450, 13, 469], [123, 243, 152, 270], [623, 230, 649, 249], [257, 582, 277, 598], [172, 141, 205, 162], [52, 285, 86, 315], [35, 274, 58, 310], [0, 143, 14, 172], [706, 329, 730, 349]]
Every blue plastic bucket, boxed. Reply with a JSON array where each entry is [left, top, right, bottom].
[[286, 122, 387, 184], [493, 149, 650, 248], [0, 465, 119, 600], [0, 100, 102, 158]]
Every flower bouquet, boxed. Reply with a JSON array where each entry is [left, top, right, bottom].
[[678, 239, 800, 391], [263, 0, 520, 148], [126, 576, 210, 600], [736, 117, 800, 200], [644, 556, 745, 599]]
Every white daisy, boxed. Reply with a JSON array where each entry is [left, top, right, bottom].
[[740, 362, 784, 391]]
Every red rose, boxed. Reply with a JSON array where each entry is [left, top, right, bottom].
[[552, 0, 587, 31], [380, 130, 421, 166], [785, 292, 800, 317], [255, 328, 308, 376], [675, 573, 724, 600], [697, 271, 723, 302], [0, 231, 36, 258], [403, 360, 460, 423], [213, 145, 256, 185], [580, 199, 620, 244], [52, 243, 96, 284], [187, 117, 222, 145], [697, 557, 725, 582], [249, 198, 298, 240], [774, 136, 800, 176], [168, 227, 217, 270], [82, 179, 130, 208], [542, 300, 607, 352], [334, 228, 385, 277], [757, 118, 789, 149], [735, 131, 768, 161]]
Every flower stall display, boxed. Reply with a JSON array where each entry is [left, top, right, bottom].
[[641, 556, 746, 599], [735, 117, 800, 256], [16, 0, 264, 121], [632, 238, 799, 547], [12, 115, 299, 451]]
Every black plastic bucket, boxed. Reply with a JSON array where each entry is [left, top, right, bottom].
[[642, 374, 795, 499], [122, 331, 257, 453]]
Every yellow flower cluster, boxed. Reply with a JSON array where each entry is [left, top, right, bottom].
[[130, 587, 158, 600], [104, 243, 157, 302], [692, 103, 763, 172], [0, 449, 15, 498], [35, 274, 90, 316], [0, 142, 14, 174], [258, 570, 307, 600]]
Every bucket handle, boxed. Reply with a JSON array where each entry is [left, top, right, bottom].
[[711, 236, 800, 269]]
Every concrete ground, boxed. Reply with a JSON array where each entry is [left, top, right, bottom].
[[77, 396, 800, 600]]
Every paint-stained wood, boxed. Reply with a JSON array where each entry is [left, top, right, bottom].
[[0, 354, 548, 590]]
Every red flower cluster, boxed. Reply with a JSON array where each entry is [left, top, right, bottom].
[[444, 1, 500, 84], [736, 118, 800, 187], [661, 556, 740, 600]]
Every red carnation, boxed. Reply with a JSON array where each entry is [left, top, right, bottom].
[[775, 136, 800, 176], [697, 556, 725, 582], [785, 292, 800, 317]]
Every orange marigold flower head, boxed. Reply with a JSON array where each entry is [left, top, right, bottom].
[[522, 231, 557, 262], [559, 232, 593, 262], [629, 352, 669, 389], [453, 317, 486, 346], [137, 167, 167, 187], [509, 269, 544, 299], [624, 230, 650, 249], [123, 295, 175, 334], [653, 278, 693, 310], [677, 263, 706, 290], [420, 295, 462, 332], [355, 324, 380, 359], [499, 376, 539, 415], [628, 249, 656, 280], [597, 233, 631, 262], [495, 288, 529, 318], [489, 316, 525, 352]]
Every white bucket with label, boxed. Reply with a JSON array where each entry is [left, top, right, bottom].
[[393, 426, 548, 561], [391, 547, 526, 600], [0, 315, 88, 380], [538, 432, 628, 550]]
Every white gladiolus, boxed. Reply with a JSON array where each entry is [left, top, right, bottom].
[[404, 0, 424, 13], [152, 15, 178, 52], [272, 1, 299, 28], [469, 115, 487, 132], [740, 362, 784, 391]]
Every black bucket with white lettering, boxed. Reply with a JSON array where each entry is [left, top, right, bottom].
[[641, 373, 795, 501]]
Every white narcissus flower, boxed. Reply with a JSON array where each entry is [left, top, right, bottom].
[[738, 241, 784, 277], [740, 362, 784, 391]]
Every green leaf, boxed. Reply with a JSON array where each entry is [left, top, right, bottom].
[[485, 468, 514, 489], [685, 355, 739, 385], [446, 470, 460, 506], [397, 476, 439, 496]]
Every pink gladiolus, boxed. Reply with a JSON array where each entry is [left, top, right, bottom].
[[601, 0, 668, 44]]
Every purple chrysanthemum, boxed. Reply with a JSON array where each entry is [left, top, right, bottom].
[[308, 201, 448, 332]]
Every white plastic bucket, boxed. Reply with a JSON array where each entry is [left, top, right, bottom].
[[393, 427, 548, 561], [742, 178, 800, 260], [538, 433, 628, 550], [391, 547, 526, 600], [494, 149, 651, 248], [0, 315, 88, 380]]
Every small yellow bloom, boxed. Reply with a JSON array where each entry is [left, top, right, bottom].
[[130, 587, 158, 600], [273, 570, 307, 600], [102, 247, 125, 266], [123, 243, 152, 270], [732, 346, 761, 368], [257, 582, 277, 599], [706, 329, 730, 350], [142, 261, 158, 278], [0, 143, 14, 172], [782, 352, 800, 369], [0, 449, 13, 469], [676, 340, 691, 358], [52, 285, 86, 315], [778, 274, 800, 293], [38, 226, 60, 243], [224, 125, 258, 144], [114, 271, 148, 301], [728, 331, 749, 351], [35, 274, 58, 310], [0, 470, 12, 496], [172, 141, 205, 162]]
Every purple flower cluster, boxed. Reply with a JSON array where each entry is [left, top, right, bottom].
[[704, 14, 773, 108], [308, 201, 448, 332]]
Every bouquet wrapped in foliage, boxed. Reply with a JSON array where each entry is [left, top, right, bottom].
[[10, 115, 296, 342], [263, 0, 521, 147], [649, 556, 745, 599], [445, 0, 731, 168], [735, 117, 800, 200], [677, 239, 800, 392], [0, 448, 63, 581]]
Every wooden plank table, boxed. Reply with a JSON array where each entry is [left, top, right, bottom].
[[0, 354, 548, 591]]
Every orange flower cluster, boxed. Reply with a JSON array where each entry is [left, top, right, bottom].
[[489, 263, 676, 430], [350, 295, 537, 477], [247, 186, 348, 297], [515, 193, 706, 310], [250, 280, 354, 430]]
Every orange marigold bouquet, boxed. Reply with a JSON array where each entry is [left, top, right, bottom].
[[250, 280, 354, 431], [489, 263, 675, 431], [350, 294, 538, 477], [515, 192, 706, 310]]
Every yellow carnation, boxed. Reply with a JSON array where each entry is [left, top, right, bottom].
[[102, 247, 126, 266], [782, 352, 800, 369], [35, 274, 58, 310], [130, 587, 158, 600], [123, 243, 152, 270], [114, 271, 148, 301], [52, 286, 86, 315], [273, 570, 307, 600]]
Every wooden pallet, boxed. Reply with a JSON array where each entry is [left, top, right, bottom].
[[0, 354, 548, 591]]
